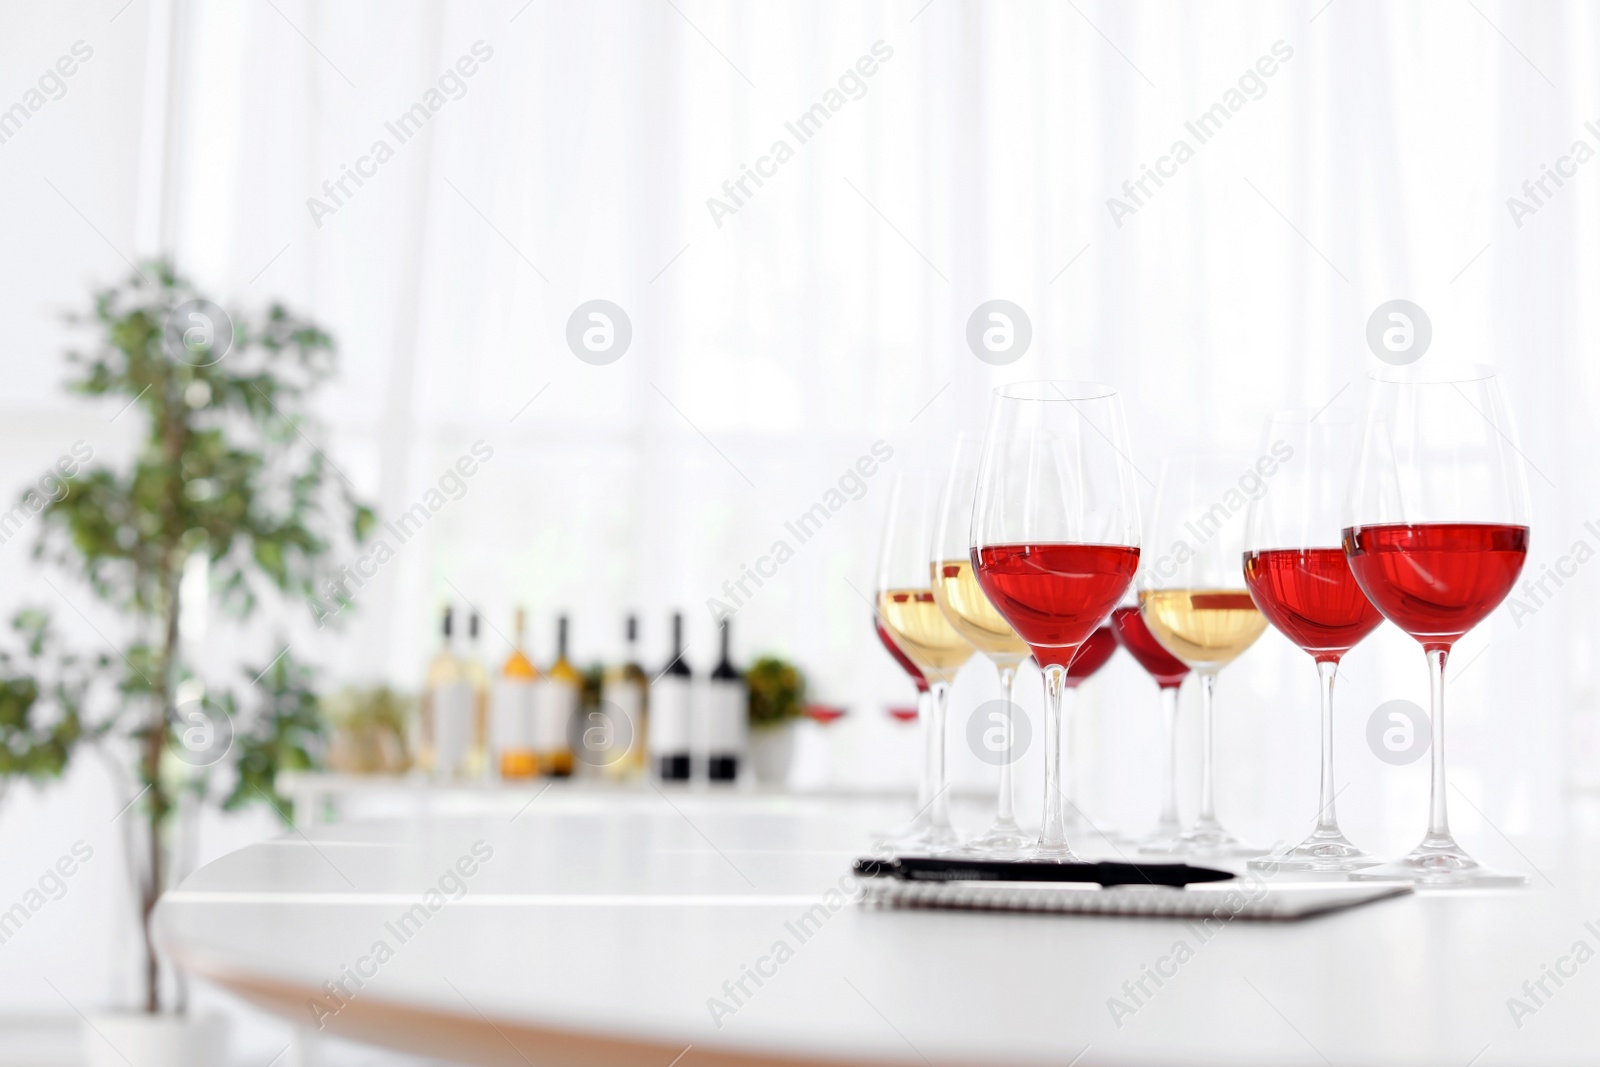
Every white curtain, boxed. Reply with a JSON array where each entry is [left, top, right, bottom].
[[3, 0, 1598, 1014]]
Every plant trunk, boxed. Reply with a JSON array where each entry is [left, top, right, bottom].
[[141, 566, 182, 1015], [139, 390, 190, 1015]]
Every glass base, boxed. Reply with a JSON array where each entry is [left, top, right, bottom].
[[1249, 829, 1381, 874], [883, 825, 962, 854], [948, 820, 1032, 858], [1135, 818, 1187, 854], [1177, 822, 1268, 858], [1139, 838, 1190, 857], [876, 811, 962, 854], [1030, 845, 1084, 863], [1350, 832, 1528, 888]]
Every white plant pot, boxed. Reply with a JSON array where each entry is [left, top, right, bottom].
[[748, 722, 797, 785], [83, 1012, 228, 1067]]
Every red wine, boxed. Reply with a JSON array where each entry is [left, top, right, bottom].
[[1343, 522, 1528, 651], [707, 620, 745, 782], [1110, 605, 1188, 688], [805, 704, 846, 725], [651, 612, 693, 781], [971, 543, 1139, 667], [875, 615, 929, 693], [1243, 548, 1383, 662], [1065, 626, 1117, 689]]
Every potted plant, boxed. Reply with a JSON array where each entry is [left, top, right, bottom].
[[745, 656, 806, 784], [0, 263, 372, 1065], [322, 685, 412, 775]]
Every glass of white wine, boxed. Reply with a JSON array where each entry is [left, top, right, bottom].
[[1139, 454, 1268, 856], [877, 471, 974, 851], [931, 434, 1032, 856]]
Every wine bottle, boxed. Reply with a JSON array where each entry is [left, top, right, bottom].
[[649, 613, 692, 781], [534, 615, 578, 777], [704, 619, 746, 782], [425, 607, 474, 780], [463, 610, 490, 777], [492, 607, 540, 779], [599, 614, 649, 777]]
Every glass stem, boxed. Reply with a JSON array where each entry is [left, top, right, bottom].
[[914, 688, 933, 816], [995, 666, 1018, 827], [1195, 670, 1220, 831], [1037, 664, 1074, 858], [1426, 647, 1451, 840], [1062, 684, 1080, 824], [1315, 659, 1341, 835], [927, 681, 953, 833], [1157, 684, 1181, 835]]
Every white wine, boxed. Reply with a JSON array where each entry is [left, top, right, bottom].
[[533, 615, 578, 777], [491, 607, 539, 780], [599, 615, 648, 778], [1138, 589, 1267, 670], [930, 559, 1028, 666], [878, 588, 973, 684], [462, 611, 490, 777], [423, 607, 475, 779]]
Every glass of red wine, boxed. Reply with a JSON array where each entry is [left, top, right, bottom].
[[886, 703, 922, 725], [971, 382, 1141, 861], [1110, 603, 1190, 845], [1243, 413, 1384, 872], [1345, 365, 1530, 888], [1060, 626, 1120, 841]]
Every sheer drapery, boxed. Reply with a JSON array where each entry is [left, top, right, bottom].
[[164, 0, 1592, 826], [2, 0, 1598, 1010]]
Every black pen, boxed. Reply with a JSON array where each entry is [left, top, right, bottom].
[[852, 856, 1235, 887]]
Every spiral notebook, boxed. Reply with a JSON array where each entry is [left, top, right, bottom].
[[859, 877, 1412, 921]]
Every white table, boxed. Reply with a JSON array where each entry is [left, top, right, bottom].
[[156, 790, 1599, 1066], [273, 771, 994, 827]]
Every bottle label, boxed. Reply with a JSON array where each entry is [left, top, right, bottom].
[[533, 679, 579, 750], [433, 681, 475, 776], [597, 680, 644, 768], [601, 681, 644, 734], [649, 676, 691, 753], [701, 680, 747, 753], [491, 679, 536, 752]]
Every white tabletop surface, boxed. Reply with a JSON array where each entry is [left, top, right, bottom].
[[155, 789, 1600, 1067]]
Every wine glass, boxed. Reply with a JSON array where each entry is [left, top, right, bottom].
[[1243, 413, 1383, 872], [931, 434, 1032, 856], [1110, 603, 1190, 845], [1345, 364, 1530, 888], [971, 382, 1141, 861], [876, 472, 974, 851], [1140, 454, 1269, 856], [1061, 626, 1119, 842], [874, 614, 933, 836]]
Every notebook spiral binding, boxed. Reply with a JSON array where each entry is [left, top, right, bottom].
[[860, 877, 1411, 920]]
